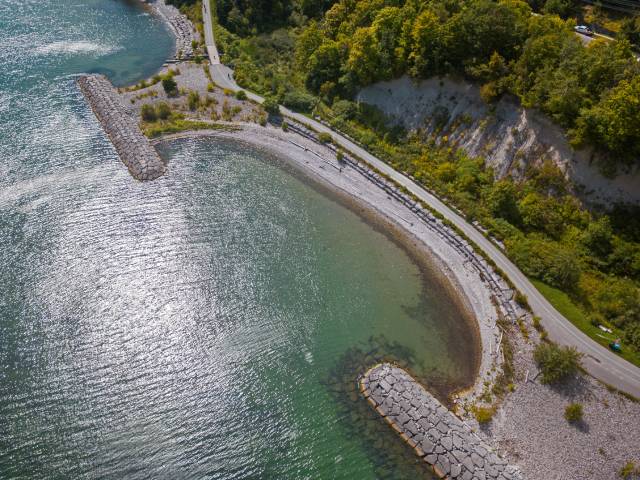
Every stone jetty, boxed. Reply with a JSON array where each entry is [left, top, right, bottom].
[[362, 364, 523, 480], [77, 75, 166, 181]]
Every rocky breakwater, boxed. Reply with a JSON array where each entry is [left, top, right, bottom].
[[78, 75, 166, 181], [361, 364, 523, 480]]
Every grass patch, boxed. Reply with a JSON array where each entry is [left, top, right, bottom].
[[143, 118, 238, 138], [531, 278, 640, 368]]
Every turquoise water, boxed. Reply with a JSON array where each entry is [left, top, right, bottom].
[[0, 2, 478, 479]]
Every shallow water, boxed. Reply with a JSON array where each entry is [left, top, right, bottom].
[[0, 2, 478, 478]]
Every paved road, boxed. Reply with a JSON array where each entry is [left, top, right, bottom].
[[200, 1, 640, 398]]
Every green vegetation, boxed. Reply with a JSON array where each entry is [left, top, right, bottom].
[[261, 96, 280, 116], [534, 343, 582, 384], [472, 405, 495, 424], [139, 100, 238, 138], [317, 132, 332, 144], [162, 77, 178, 97], [140, 104, 157, 122], [143, 117, 237, 138], [213, 0, 640, 166], [619, 461, 640, 479], [235, 90, 248, 100], [564, 402, 584, 422], [202, 0, 640, 365], [187, 91, 201, 110], [532, 279, 640, 367]]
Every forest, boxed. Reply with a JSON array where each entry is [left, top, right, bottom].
[[173, 0, 640, 364]]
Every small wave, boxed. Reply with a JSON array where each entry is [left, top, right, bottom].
[[36, 41, 119, 56]]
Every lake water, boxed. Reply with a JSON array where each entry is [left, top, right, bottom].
[[0, 1, 478, 478]]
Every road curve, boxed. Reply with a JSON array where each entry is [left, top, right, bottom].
[[200, 1, 640, 398]]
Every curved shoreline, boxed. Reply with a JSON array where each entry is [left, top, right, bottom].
[[152, 124, 506, 405]]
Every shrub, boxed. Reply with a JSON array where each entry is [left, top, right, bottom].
[[318, 132, 332, 144], [140, 104, 157, 122], [161, 77, 178, 97], [281, 121, 289, 132], [619, 461, 640, 479], [156, 102, 171, 120], [472, 406, 495, 424], [207, 83, 214, 92], [534, 343, 582, 384], [564, 403, 583, 422], [235, 90, 248, 101], [514, 291, 529, 309], [332, 99, 357, 120], [282, 90, 317, 112], [262, 97, 280, 116], [188, 91, 200, 111], [336, 150, 344, 163], [532, 316, 543, 332]]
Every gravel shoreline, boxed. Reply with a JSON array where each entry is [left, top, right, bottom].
[[153, 125, 640, 480], [153, 125, 508, 404]]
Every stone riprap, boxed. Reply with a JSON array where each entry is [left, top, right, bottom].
[[362, 364, 523, 480], [77, 75, 166, 181], [145, 0, 195, 60]]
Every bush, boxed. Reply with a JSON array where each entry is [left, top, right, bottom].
[[514, 291, 529, 309], [281, 90, 317, 113], [140, 104, 157, 122], [156, 102, 171, 120], [619, 461, 640, 479], [235, 90, 248, 101], [281, 121, 289, 132], [564, 403, 583, 422], [472, 406, 495, 424], [318, 132, 332, 144], [534, 343, 582, 384], [162, 77, 178, 96], [262, 97, 280, 116], [188, 91, 200, 111], [332, 99, 358, 120], [532, 316, 544, 332]]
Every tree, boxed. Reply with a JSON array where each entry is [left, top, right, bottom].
[[533, 343, 582, 384], [162, 77, 178, 97], [409, 9, 446, 77], [583, 216, 613, 259], [448, 0, 530, 72], [542, 0, 575, 18], [573, 76, 640, 162], [487, 180, 520, 225], [305, 40, 343, 93], [262, 96, 280, 116], [619, 16, 640, 46]]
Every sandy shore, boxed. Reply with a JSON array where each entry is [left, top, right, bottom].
[[153, 124, 506, 404]]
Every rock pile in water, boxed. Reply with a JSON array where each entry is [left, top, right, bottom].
[[77, 75, 166, 181], [361, 364, 523, 480]]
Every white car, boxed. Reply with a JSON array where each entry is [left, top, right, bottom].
[[574, 25, 594, 36]]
